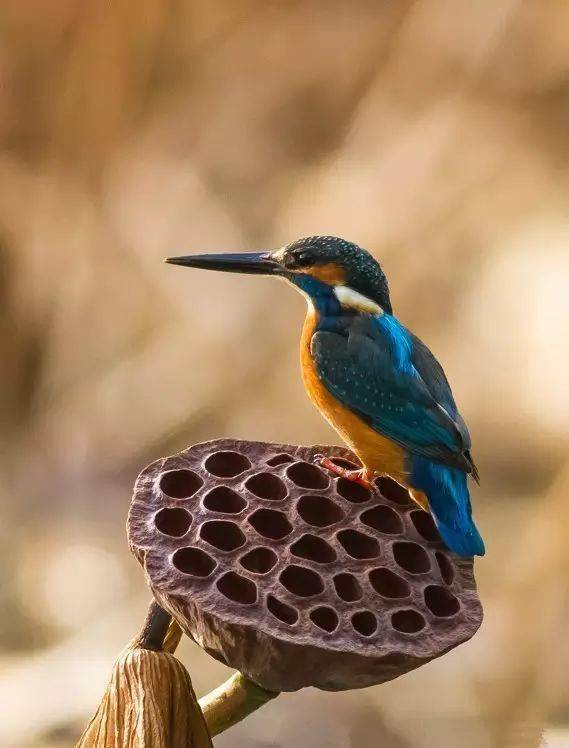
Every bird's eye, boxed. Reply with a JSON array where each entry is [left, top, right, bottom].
[[288, 251, 313, 269]]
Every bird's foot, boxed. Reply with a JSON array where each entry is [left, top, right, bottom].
[[318, 456, 376, 490]]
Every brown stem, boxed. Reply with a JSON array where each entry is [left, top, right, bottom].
[[137, 600, 172, 651], [198, 672, 279, 737], [136, 600, 279, 737]]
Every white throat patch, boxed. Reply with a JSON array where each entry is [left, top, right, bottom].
[[333, 285, 383, 315]]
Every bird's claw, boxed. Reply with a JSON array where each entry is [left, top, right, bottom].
[[317, 456, 376, 490]]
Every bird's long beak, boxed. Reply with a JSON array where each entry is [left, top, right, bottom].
[[165, 251, 282, 276]]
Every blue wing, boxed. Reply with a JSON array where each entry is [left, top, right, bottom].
[[312, 314, 478, 477]]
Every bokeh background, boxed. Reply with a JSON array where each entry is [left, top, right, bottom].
[[1, 2, 568, 746]]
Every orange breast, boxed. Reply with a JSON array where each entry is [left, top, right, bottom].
[[300, 309, 407, 483]]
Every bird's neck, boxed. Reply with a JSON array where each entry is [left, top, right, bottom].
[[292, 275, 341, 317]]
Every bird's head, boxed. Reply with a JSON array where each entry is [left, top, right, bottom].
[[166, 235, 392, 315]]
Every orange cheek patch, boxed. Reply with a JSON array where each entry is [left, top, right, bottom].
[[306, 263, 346, 286]]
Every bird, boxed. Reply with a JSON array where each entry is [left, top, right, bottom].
[[166, 236, 485, 557]]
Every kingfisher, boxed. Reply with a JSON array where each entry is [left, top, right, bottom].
[[166, 236, 485, 557]]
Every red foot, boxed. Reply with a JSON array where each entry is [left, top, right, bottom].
[[318, 456, 376, 490]]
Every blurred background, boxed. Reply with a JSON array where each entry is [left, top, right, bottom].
[[1, 1, 568, 746]]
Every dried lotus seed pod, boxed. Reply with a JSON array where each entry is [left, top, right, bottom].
[[128, 439, 483, 693]]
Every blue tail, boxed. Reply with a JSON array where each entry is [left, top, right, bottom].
[[411, 456, 485, 557]]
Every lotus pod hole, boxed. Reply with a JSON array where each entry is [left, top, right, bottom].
[[154, 507, 192, 537], [205, 451, 251, 478], [351, 610, 378, 637], [160, 469, 203, 499], [245, 473, 287, 501], [391, 609, 427, 634], [369, 567, 411, 599], [129, 438, 483, 692], [172, 547, 216, 577], [296, 495, 344, 527], [286, 461, 329, 489], [217, 571, 258, 605], [279, 564, 325, 597], [375, 476, 412, 505], [248, 508, 292, 540], [310, 606, 339, 633], [336, 477, 372, 504], [267, 594, 298, 625], [203, 486, 247, 514], [333, 572, 363, 602], [266, 453, 294, 467], [410, 509, 441, 542], [393, 541, 431, 574], [240, 546, 278, 574], [360, 505, 403, 535], [424, 585, 461, 617], [336, 529, 380, 560], [436, 551, 455, 585], [290, 534, 337, 564], [200, 520, 246, 552]]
